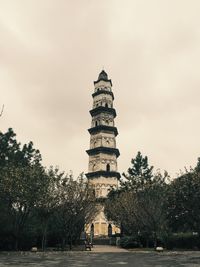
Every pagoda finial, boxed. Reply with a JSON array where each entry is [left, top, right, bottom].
[[94, 69, 112, 86], [98, 70, 108, 81]]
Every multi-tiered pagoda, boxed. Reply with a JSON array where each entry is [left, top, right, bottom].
[[86, 70, 120, 236]]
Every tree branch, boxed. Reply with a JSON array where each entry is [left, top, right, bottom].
[[0, 105, 4, 117]]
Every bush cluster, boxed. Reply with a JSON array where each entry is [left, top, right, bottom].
[[166, 233, 200, 250]]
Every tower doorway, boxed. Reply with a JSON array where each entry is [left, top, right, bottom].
[[106, 164, 110, 172], [108, 224, 112, 237], [91, 223, 94, 235]]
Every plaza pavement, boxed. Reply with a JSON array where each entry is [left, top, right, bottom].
[[0, 245, 200, 266]]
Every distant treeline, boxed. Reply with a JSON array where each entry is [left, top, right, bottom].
[[105, 151, 200, 249], [0, 128, 98, 251], [0, 129, 200, 250]]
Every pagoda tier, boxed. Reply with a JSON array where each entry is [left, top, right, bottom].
[[88, 125, 118, 136], [92, 90, 114, 100], [86, 147, 120, 158], [89, 106, 117, 118], [85, 170, 121, 179]]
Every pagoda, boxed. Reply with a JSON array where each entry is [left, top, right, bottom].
[[85, 70, 120, 236]]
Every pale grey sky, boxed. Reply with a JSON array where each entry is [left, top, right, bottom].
[[1, 0, 200, 178]]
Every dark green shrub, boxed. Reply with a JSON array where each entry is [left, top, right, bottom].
[[120, 236, 140, 248], [166, 233, 200, 249]]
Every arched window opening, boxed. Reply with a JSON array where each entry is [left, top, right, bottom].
[[105, 103, 108, 108], [95, 121, 98, 127], [106, 164, 110, 172], [105, 120, 109, 125]]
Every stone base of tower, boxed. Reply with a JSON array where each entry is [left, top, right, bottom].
[[85, 174, 120, 237], [85, 205, 120, 237]]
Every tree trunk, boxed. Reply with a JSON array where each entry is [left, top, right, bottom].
[[62, 237, 66, 250], [14, 227, 20, 251], [153, 232, 157, 249], [14, 237, 19, 251], [146, 239, 149, 248], [42, 223, 48, 251], [69, 235, 72, 250]]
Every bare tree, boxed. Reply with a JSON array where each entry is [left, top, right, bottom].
[[0, 105, 4, 117]]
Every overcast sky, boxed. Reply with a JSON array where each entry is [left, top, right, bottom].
[[1, 0, 200, 178]]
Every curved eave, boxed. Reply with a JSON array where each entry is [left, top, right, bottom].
[[94, 78, 112, 86], [89, 107, 116, 118], [86, 147, 120, 158], [85, 170, 121, 179], [92, 90, 114, 100], [88, 125, 118, 136]]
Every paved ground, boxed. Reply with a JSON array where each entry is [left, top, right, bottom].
[[0, 246, 200, 266], [91, 245, 128, 253]]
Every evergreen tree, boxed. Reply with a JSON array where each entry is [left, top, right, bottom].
[[167, 169, 200, 234], [195, 157, 200, 172], [121, 151, 154, 190]]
